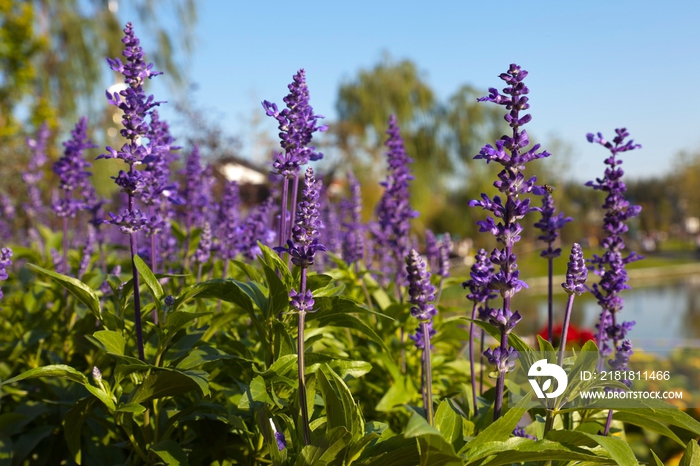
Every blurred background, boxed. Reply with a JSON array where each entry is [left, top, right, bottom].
[[2, 0, 700, 343]]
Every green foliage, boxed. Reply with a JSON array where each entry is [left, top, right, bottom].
[[2, 228, 700, 464]]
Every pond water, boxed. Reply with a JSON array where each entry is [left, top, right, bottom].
[[512, 276, 700, 349]]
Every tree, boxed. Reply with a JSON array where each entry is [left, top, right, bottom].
[[330, 55, 508, 237], [0, 0, 197, 203]]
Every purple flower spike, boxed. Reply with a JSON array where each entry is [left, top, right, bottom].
[[23, 124, 50, 221], [406, 248, 437, 425], [488, 308, 522, 334], [484, 346, 518, 374], [276, 167, 326, 268], [424, 230, 439, 270], [408, 320, 436, 349], [269, 419, 287, 451], [52, 117, 99, 218], [195, 222, 212, 264], [405, 249, 436, 322], [0, 247, 12, 300], [562, 243, 587, 296], [534, 188, 572, 259], [240, 198, 275, 260], [373, 115, 419, 285], [217, 181, 242, 261], [341, 171, 365, 264], [290, 289, 315, 312], [470, 64, 548, 420], [275, 431, 287, 451], [437, 233, 452, 278], [585, 129, 644, 359], [608, 339, 633, 372], [264, 69, 327, 176], [463, 249, 496, 304], [513, 427, 536, 440]]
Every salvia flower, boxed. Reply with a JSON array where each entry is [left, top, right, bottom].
[[585, 129, 643, 357], [0, 247, 12, 300], [463, 249, 497, 304], [179, 146, 214, 230], [341, 171, 365, 264], [78, 227, 96, 278], [52, 117, 98, 218], [534, 188, 572, 259], [425, 230, 439, 271], [484, 346, 519, 374], [195, 222, 212, 264], [290, 289, 315, 312], [373, 115, 419, 284], [92, 366, 103, 383], [513, 427, 536, 440], [0, 194, 16, 241], [470, 63, 550, 420], [263, 69, 327, 176], [217, 181, 242, 261], [562, 243, 588, 296], [608, 339, 633, 373], [408, 319, 436, 349], [140, 110, 181, 207], [269, 419, 287, 451], [240, 198, 276, 260], [406, 248, 437, 425], [23, 123, 50, 220], [277, 168, 326, 268], [437, 233, 452, 278], [406, 249, 436, 323]]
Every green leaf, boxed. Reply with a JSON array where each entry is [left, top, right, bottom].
[[613, 411, 685, 446], [93, 330, 126, 355], [463, 391, 532, 451], [307, 273, 333, 291], [116, 403, 147, 414], [376, 374, 417, 412], [130, 369, 209, 404], [165, 311, 211, 335], [134, 254, 164, 301], [231, 259, 263, 282], [63, 397, 96, 465], [355, 435, 420, 466], [649, 450, 664, 466], [603, 398, 700, 436], [258, 243, 292, 288], [434, 399, 464, 452], [680, 440, 700, 466], [403, 411, 462, 466], [546, 430, 638, 465], [256, 354, 298, 379], [328, 360, 372, 379], [465, 438, 614, 465], [150, 439, 190, 465], [404, 411, 441, 438], [310, 297, 389, 351], [27, 264, 101, 318], [261, 261, 291, 319], [318, 365, 365, 440], [296, 426, 351, 466], [1, 364, 88, 386]]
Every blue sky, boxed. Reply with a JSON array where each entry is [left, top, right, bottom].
[[133, 0, 700, 182]]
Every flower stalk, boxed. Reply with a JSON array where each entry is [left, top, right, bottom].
[[99, 23, 164, 361], [534, 187, 572, 343], [406, 249, 437, 425], [276, 167, 326, 445], [469, 64, 550, 419]]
